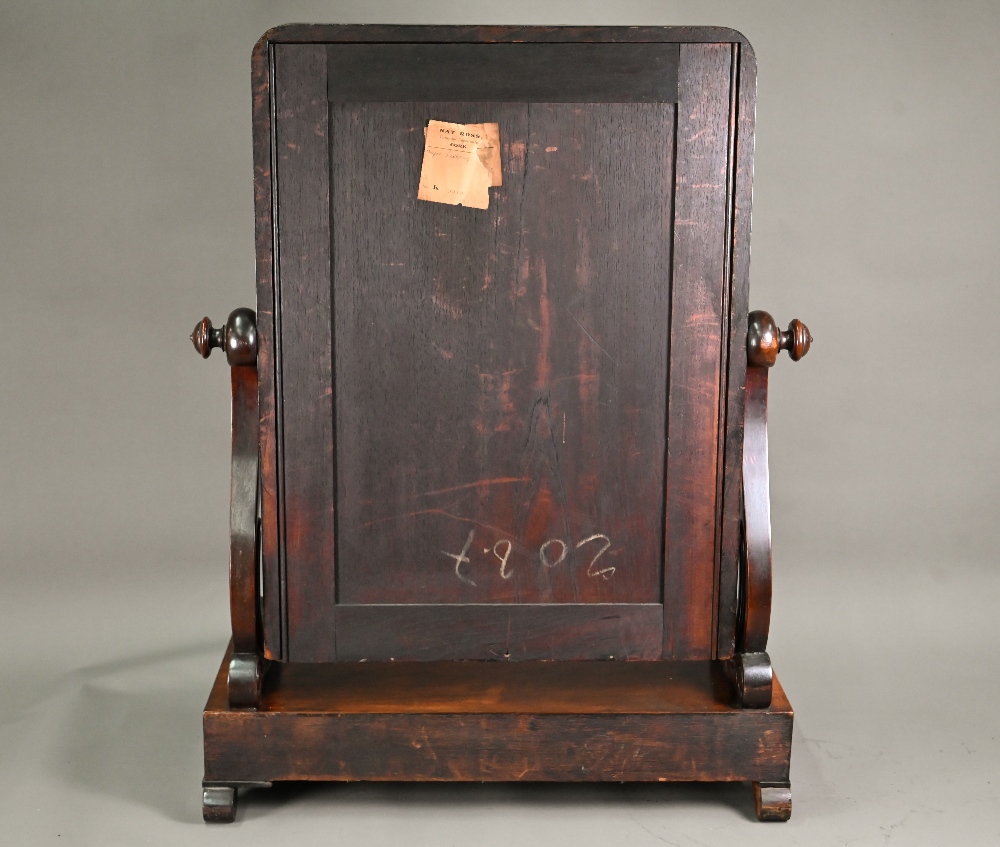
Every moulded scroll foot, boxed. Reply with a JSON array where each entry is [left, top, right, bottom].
[[727, 651, 773, 708], [203, 784, 237, 823], [753, 781, 791, 821], [228, 652, 265, 708]]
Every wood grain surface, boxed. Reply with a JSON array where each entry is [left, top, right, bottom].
[[260, 24, 754, 47], [252, 36, 281, 661], [741, 365, 773, 653], [334, 603, 662, 661], [203, 648, 793, 784], [326, 43, 679, 102], [272, 44, 337, 661], [715, 40, 757, 660], [216, 27, 791, 822], [333, 101, 673, 613], [252, 30, 755, 663], [229, 364, 259, 659], [258, 656, 739, 714], [662, 44, 736, 659]]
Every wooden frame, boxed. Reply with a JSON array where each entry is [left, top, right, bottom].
[[192, 24, 811, 824]]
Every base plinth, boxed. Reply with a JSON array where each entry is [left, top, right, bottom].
[[203, 648, 792, 821]]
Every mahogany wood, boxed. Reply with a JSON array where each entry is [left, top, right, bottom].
[[253, 37, 282, 662], [741, 364, 773, 657], [754, 781, 793, 822], [196, 23, 810, 823], [254, 28, 757, 665], [272, 44, 338, 662], [190, 309, 257, 366], [250, 26, 758, 669], [716, 40, 757, 660], [727, 650, 774, 709], [203, 646, 793, 787], [747, 310, 812, 368], [190, 316, 222, 359], [201, 785, 237, 824], [256, 24, 758, 45], [662, 43, 734, 660], [335, 604, 662, 661], [331, 100, 672, 615], [326, 43, 680, 102], [730, 312, 811, 707], [191, 309, 265, 707], [227, 362, 263, 707]]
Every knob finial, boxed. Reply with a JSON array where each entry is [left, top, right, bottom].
[[747, 311, 812, 368], [191, 316, 223, 358], [191, 309, 257, 366]]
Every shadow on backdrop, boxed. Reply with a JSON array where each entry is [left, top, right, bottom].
[[44, 641, 829, 825], [52, 641, 222, 824]]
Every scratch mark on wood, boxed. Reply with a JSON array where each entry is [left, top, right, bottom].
[[550, 372, 599, 386], [565, 307, 615, 363], [417, 477, 531, 498], [431, 290, 463, 319], [536, 257, 552, 388], [431, 342, 454, 360], [361, 508, 512, 539]]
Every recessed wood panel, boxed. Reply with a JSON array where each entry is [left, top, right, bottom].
[[331, 102, 674, 607]]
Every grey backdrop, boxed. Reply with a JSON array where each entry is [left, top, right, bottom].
[[2, 1, 997, 844]]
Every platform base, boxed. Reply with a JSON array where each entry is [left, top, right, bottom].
[[203, 648, 793, 822]]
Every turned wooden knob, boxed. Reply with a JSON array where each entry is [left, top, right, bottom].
[[191, 316, 224, 359], [191, 308, 257, 367], [747, 311, 812, 368]]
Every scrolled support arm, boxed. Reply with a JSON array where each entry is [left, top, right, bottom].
[[731, 311, 810, 709], [192, 309, 264, 708]]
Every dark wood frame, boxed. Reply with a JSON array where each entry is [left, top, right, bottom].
[[193, 24, 811, 824], [255, 25, 758, 666]]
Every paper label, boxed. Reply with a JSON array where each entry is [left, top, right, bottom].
[[418, 120, 501, 210]]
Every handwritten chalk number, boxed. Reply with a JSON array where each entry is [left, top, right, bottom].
[[539, 539, 568, 569], [493, 539, 514, 579], [577, 533, 615, 580], [444, 530, 615, 586], [441, 529, 477, 587]]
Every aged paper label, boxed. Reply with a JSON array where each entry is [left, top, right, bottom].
[[418, 120, 501, 210]]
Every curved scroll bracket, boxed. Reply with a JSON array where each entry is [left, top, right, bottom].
[[730, 311, 811, 709], [193, 309, 266, 708]]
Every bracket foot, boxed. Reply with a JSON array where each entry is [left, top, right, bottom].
[[202, 784, 237, 823], [753, 780, 791, 821]]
